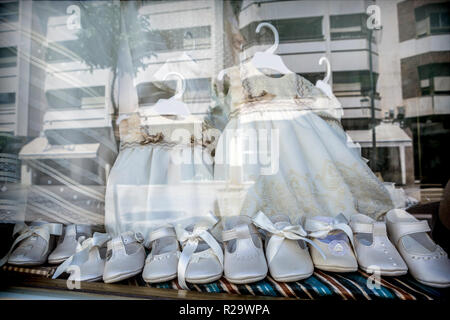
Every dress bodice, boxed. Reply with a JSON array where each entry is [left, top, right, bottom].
[[118, 112, 216, 152], [213, 61, 343, 122]]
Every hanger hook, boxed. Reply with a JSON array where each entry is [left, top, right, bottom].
[[319, 56, 331, 84], [163, 72, 185, 100], [184, 31, 195, 51], [255, 22, 279, 54]]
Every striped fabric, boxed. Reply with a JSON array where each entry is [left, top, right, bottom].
[[2, 264, 446, 300], [143, 270, 446, 300]]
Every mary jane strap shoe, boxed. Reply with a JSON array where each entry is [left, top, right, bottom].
[[176, 220, 223, 290], [221, 216, 268, 284], [304, 214, 358, 272], [1, 222, 63, 267], [252, 211, 315, 282], [53, 232, 110, 282], [48, 224, 93, 264], [103, 231, 146, 283], [350, 214, 407, 276], [386, 209, 450, 288], [142, 226, 180, 284]]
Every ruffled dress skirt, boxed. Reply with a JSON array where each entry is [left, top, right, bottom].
[[214, 102, 393, 221], [105, 135, 214, 241]]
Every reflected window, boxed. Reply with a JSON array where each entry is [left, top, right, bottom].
[[333, 71, 379, 97], [46, 41, 82, 63], [418, 63, 450, 96], [144, 26, 211, 54], [330, 13, 367, 40], [241, 17, 323, 47], [0, 47, 17, 68], [0, 1, 18, 23], [46, 86, 105, 110], [415, 3, 450, 37]]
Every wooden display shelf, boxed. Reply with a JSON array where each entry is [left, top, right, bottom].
[[0, 272, 290, 300]]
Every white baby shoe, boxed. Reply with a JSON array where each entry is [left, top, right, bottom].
[[52, 232, 110, 282], [305, 214, 358, 272], [48, 224, 93, 264], [222, 216, 268, 284], [103, 231, 146, 283], [1, 222, 63, 267], [386, 209, 450, 288], [350, 214, 407, 276], [176, 221, 223, 289], [252, 211, 315, 282], [142, 226, 180, 283]]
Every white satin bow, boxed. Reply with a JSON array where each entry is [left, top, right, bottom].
[[0, 222, 62, 267], [176, 222, 223, 290], [252, 211, 326, 262], [52, 232, 110, 279], [304, 213, 355, 248]]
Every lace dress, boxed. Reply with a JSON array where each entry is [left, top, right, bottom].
[[104, 112, 215, 241], [213, 62, 393, 221]]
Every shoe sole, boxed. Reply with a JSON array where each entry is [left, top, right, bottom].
[[314, 265, 358, 273], [416, 279, 450, 288], [8, 260, 46, 266], [86, 275, 103, 282], [186, 273, 222, 284], [48, 257, 69, 265], [272, 271, 314, 282], [225, 274, 267, 284], [360, 266, 408, 277], [143, 273, 177, 284], [103, 269, 142, 284]]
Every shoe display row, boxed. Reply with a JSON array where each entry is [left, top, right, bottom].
[[1, 209, 449, 288]]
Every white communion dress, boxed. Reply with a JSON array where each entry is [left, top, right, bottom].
[[213, 62, 393, 221], [104, 112, 216, 243]]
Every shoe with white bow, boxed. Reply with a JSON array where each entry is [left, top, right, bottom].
[[176, 218, 223, 290], [142, 226, 180, 284], [1, 222, 63, 267], [304, 214, 358, 272], [52, 232, 111, 282], [252, 211, 316, 282]]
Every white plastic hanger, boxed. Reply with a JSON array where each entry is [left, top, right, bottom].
[[315, 57, 334, 98], [152, 72, 191, 116], [251, 22, 293, 75]]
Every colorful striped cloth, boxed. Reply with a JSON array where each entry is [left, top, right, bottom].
[[141, 270, 447, 300], [2, 264, 447, 300]]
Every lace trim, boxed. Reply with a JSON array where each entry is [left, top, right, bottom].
[[120, 129, 215, 151], [118, 113, 216, 151], [229, 100, 341, 126]]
